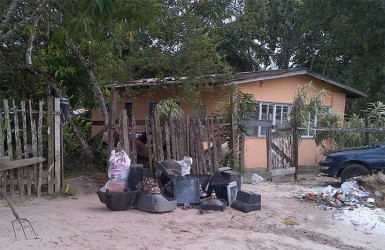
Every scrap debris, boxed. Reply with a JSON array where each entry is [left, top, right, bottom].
[[296, 181, 375, 209]]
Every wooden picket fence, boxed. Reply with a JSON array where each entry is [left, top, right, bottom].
[[0, 99, 45, 198], [115, 111, 226, 175]]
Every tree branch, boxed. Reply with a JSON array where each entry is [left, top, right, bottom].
[[0, 0, 48, 42], [20, 64, 93, 160], [67, 39, 110, 128]]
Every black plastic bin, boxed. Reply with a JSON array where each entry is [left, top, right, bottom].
[[97, 190, 138, 211]]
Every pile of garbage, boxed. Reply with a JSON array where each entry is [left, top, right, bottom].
[[97, 150, 262, 213], [296, 181, 375, 209], [357, 172, 385, 208]]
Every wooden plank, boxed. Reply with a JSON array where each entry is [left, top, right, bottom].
[[4, 100, 15, 197], [13, 101, 23, 198], [155, 115, 163, 161], [13, 101, 22, 158], [169, 117, 177, 159], [178, 119, 186, 158], [47, 95, 54, 193], [230, 90, 239, 169], [131, 117, 137, 164], [270, 167, 296, 176], [188, 117, 196, 173], [21, 101, 28, 196], [54, 98, 61, 192], [205, 117, 213, 172], [122, 110, 130, 154], [186, 115, 190, 158], [165, 122, 171, 159], [145, 118, 153, 173], [0, 111, 3, 156], [107, 89, 118, 155], [197, 118, 206, 174], [0, 110, 4, 193], [37, 101, 44, 197], [29, 100, 38, 196], [266, 127, 272, 172], [0, 157, 46, 171], [211, 118, 219, 170], [292, 101, 300, 180]]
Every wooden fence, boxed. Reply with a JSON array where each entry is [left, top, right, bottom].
[[113, 110, 226, 174], [0, 99, 45, 198]]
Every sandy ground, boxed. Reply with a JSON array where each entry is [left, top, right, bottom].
[[1, 174, 384, 250]]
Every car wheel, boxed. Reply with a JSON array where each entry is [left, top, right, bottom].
[[340, 164, 370, 183]]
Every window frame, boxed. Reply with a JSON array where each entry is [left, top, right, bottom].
[[257, 102, 292, 137], [301, 106, 332, 138], [253, 102, 332, 138]]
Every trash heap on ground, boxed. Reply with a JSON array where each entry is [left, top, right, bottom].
[[97, 150, 262, 213], [296, 181, 377, 210]]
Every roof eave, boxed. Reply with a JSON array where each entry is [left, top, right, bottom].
[[232, 69, 367, 99]]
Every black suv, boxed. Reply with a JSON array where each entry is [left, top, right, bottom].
[[319, 145, 385, 182]]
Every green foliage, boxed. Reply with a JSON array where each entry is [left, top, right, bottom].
[[314, 101, 385, 153], [63, 116, 93, 174], [291, 82, 328, 130], [212, 88, 257, 172], [153, 98, 184, 121], [213, 88, 257, 137]]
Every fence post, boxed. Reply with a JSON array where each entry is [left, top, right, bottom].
[[54, 98, 61, 192], [292, 101, 299, 181], [231, 90, 239, 169], [364, 113, 370, 146]]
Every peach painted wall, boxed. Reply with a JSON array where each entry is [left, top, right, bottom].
[[238, 75, 346, 168], [91, 75, 347, 168], [244, 138, 324, 168]]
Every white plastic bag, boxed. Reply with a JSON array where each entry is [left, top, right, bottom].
[[100, 150, 131, 192], [250, 173, 264, 183], [177, 156, 193, 177], [108, 150, 131, 181]]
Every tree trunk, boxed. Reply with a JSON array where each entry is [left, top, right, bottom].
[[67, 40, 110, 128]]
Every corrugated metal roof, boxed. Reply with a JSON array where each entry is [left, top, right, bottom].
[[104, 68, 367, 98], [233, 69, 367, 98]]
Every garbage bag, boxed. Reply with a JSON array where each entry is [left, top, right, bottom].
[[250, 173, 264, 183], [177, 156, 193, 177], [100, 150, 131, 192]]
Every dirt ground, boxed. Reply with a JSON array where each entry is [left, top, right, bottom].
[[1, 172, 384, 250]]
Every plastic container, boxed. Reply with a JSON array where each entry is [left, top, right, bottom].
[[97, 190, 138, 211], [135, 193, 177, 213], [97, 191, 107, 204]]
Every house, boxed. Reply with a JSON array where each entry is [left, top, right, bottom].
[[91, 68, 366, 168]]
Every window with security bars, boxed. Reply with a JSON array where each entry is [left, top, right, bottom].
[[252, 102, 331, 138], [257, 102, 292, 137]]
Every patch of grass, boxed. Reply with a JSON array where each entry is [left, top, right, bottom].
[[282, 220, 300, 226]]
